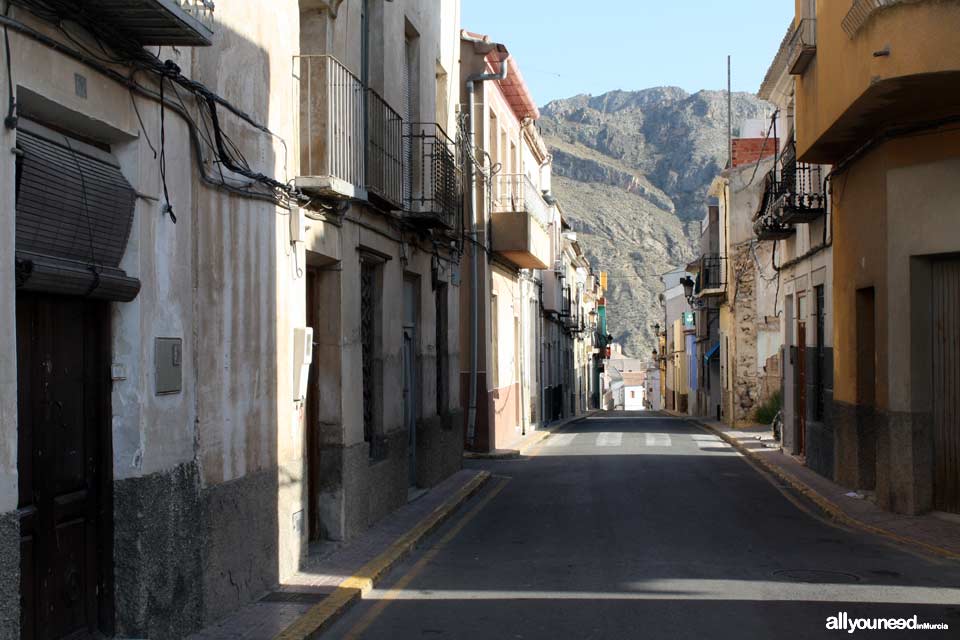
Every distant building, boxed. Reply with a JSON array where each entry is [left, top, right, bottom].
[[623, 372, 647, 411]]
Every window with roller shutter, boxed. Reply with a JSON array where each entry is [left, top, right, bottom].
[[13, 119, 140, 302]]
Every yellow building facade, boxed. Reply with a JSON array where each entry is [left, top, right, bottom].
[[793, 0, 960, 514]]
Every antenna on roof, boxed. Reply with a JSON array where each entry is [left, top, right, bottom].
[[727, 55, 733, 169]]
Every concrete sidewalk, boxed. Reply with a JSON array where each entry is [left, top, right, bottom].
[[681, 413, 960, 560], [189, 468, 491, 640], [463, 410, 599, 459]]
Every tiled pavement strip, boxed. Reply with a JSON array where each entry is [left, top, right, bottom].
[[670, 411, 960, 560], [189, 468, 491, 640]]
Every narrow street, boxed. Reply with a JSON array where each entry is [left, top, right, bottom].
[[323, 412, 960, 639]]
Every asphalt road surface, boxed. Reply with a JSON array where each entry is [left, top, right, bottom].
[[322, 412, 960, 639]]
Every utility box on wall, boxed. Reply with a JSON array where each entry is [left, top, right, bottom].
[[155, 337, 182, 395], [293, 327, 313, 402]]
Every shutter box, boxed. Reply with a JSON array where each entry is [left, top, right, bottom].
[[14, 119, 140, 302]]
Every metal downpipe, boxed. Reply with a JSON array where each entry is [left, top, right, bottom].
[[465, 53, 510, 446]]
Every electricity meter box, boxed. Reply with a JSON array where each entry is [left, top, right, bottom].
[[293, 327, 313, 402]]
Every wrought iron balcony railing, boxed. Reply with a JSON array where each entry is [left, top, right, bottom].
[[788, 18, 817, 75], [754, 176, 796, 241], [366, 89, 404, 208], [695, 254, 726, 295], [561, 284, 572, 318], [403, 123, 461, 229], [754, 141, 828, 239], [492, 174, 551, 226], [296, 55, 404, 209], [777, 148, 827, 224]]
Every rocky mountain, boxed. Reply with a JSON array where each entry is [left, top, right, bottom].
[[539, 87, 771, 357]]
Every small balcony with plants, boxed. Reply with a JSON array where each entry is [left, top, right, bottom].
[[754, 141, 826, 239]]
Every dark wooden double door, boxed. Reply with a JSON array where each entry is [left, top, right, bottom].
[[16, 294, 111, 639]]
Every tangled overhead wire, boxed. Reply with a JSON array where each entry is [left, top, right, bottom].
[[5, 0, 302, 208]]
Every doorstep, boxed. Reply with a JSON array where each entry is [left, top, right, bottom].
[[188, 468, 491, 640], [686, 415, 960, 561]]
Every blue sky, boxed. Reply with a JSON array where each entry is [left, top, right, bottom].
[[461, 0, 794, 106]]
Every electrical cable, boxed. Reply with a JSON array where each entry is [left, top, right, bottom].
[[158, 69, 175, 222], [63, 137, 102, 294], [3, 0, 16, 129], [735, 108, 779, 192], [128, 88, 156, 159], [6, 1, 297, 205]]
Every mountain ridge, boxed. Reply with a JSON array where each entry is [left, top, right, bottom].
[[540, 86, 772, 357]]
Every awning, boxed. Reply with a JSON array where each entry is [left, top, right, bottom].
[[704, 342, 720, 363], [14, 120, 140, 301]]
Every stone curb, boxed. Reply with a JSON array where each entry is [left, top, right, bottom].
[[686, 417, 960, 561], [273, 470, 493, 640]]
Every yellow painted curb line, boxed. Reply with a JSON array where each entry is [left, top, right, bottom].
[[692, 419, 960, 562], [273, 470, 493, 640]]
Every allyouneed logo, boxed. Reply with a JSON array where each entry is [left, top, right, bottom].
[[826, 612, 949, 634]]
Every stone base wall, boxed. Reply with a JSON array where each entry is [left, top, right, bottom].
[[200, 469, 279, 626], [0, 512, 18, 640], [342, 429, 410, 540], [832, 400, 933, 515], [805, 420, 835, 480], [113, 463, 204, 638], [114, 463, 282, 636], [416, 410, 464, 489]]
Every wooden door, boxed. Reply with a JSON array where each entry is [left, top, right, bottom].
[[17, 294, 111, 639], [933, 258, 960, 512], [856, 287, 877, 488], [305, 269, 321, 542], [796, 294, 808, 456], [403, 277, 418, 488]]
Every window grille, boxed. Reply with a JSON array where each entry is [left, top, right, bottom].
[[435, 284, 448, 417], [361, 261, 377, 451]]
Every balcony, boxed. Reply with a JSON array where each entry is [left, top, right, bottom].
[[693, 254, 726, 297], [754, 183, 796, 241], [84, 0, 214, 46], [560, 285, 580, 330], [542, 268, 563, 314], [842, 0, 910, 37], [788, 18, 817, 75], [295, 55, 404, 209], [754, 142, 826, 236], [777, 149, 827, 224], [490, 174, 551, 270], [403, 123, 461, 229]]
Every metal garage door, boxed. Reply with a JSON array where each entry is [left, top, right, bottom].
[[933, 257, 960, 513]]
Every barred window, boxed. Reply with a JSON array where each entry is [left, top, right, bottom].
[[361, 260, 380, 453], [435, 284, 447, 416]]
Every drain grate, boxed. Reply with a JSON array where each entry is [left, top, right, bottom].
[[773, 569, 861, 584]]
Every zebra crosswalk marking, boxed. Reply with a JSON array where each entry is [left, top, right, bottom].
[[644, 433, 672, 447], [596, 432, 622, 447], [546, 433, 577, 447]]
